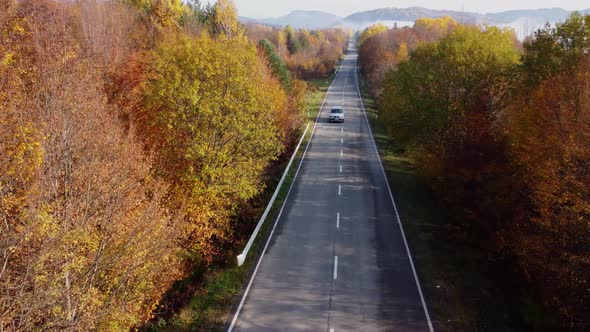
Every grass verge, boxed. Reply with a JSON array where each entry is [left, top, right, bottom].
[[142, 76, 333, 332], [359, 83, 552, 332]]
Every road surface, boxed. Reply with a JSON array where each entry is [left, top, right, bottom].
[[229, 40, 432, 332]]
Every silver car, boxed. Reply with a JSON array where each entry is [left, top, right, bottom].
[[329, 107, 344, 123]]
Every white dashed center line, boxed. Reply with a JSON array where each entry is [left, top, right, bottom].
[[339, 165, 342, 173], [333, 256, 338, 280], [338, 185, 341, 196], [336, 212, 340, 229]]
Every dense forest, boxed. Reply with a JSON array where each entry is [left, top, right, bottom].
[[0, 0, 346, 330], [359, 14, 590, 330], [244, 23, 348, 79]]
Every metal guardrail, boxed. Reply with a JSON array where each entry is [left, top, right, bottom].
[[236, 123, 311, 266]]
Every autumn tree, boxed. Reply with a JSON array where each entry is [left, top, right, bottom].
[[298, 28, 312, 49], [75, 0, 139, 69], [286, 79, 308, 136], [288, 27, 348, 79], [258, 39, 292, 91], [358, 17, 458, 94], [377, 25, 522, 257], [413, 16, 458, 42], [0, 0, 339, 329], [1, 3, 44, 328], [379, 25, 519, 148], [361, 12, 590, 330], [276, 29, 288, 57], [125, 34, 286, 262], [358, 26, 422, 93], [256, 38, 307, 142], [503, 59, 590, 329], [246, 23, 348, 79], [1, 1, 180, 330], [358, 23, 387, 46], [284, 24, 301, 55], [497, 13, 590, 329], [210, 0, 244, 40]]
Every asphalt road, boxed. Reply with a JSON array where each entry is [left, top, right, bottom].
[[229, 40, 432, 332]]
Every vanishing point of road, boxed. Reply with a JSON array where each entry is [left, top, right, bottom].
[[228, 40, 433, 332]]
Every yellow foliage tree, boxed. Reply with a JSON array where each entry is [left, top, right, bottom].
[[212, 0, 244, 40], [395, 41, 409, 61], [136, 33, 286, 262], [413, 16, 459, 42], [358, 23, 388, 46]]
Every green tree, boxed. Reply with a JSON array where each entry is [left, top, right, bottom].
[[284, 24, 300, 55], [380, 25, 520, 148], [522, 12, 590, 85], [258, 39, 292, 90], [298, 28, 312, 49]]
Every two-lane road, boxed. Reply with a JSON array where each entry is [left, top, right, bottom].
[[229, 41, 433, 332]]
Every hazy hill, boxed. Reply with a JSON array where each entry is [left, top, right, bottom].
[[343, 7, 590, 33], [484, 8, 571, 23], [241, 7, 590, 37], [243, 10, 343, 29], [344, 7, 479, 24]]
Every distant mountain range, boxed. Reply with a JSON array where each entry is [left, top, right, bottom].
[[344, 7, 478, 24], [241, 7, 590, 38], [240, 10, 342, 30]]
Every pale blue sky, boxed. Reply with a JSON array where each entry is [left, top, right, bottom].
[[208, 0, 589, 19]]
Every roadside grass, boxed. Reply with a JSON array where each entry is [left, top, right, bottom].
[[305, 76, 333, 123], [142, 76, 333, 332], [359, 84, 552, 331]]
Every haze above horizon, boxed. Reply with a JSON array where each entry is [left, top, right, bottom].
[[217, 0, 589, 19]]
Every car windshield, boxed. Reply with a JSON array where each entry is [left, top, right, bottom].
[[330, 108, 343, 114]]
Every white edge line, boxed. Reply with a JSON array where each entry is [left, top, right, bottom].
[[333, 256, 338, 280], [353, 59, 435, 332], [227, 60, 342, 332]]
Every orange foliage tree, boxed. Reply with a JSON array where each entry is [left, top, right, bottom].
[[358, 17, 458, 94], [504, 58, 590, 329], [1, 0, 180, 330]]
